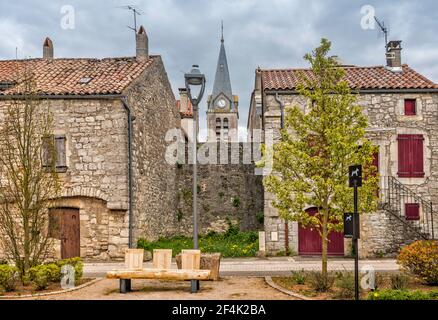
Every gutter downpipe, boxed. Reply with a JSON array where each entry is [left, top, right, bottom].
[[121, 97, 134, 249], [275, 93, 289, 256]]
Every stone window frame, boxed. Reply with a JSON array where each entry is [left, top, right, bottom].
[[389, 128, 431, 185], [396, 95, 423, 121]]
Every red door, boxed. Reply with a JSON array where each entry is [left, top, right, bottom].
[[298, 208, 344, 256]]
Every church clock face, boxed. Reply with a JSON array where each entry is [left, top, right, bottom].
[[217, 98, 226, 108]]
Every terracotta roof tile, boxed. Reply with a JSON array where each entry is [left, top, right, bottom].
[[261, 65, 438, 91], [0, 56, 157, 96]]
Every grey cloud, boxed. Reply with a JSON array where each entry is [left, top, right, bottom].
[[1, 0, 437, 140]]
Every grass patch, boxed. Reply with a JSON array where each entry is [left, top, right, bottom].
[[137, 223, 258, 258]]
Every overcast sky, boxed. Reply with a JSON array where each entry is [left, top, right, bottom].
[[1, 0, 437, 141]]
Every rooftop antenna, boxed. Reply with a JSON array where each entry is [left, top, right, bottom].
[[374, 16, 389, 50], [118, 5, 144, 34]]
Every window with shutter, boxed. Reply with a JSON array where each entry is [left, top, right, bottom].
[[397, 134, 424, 178], [405, 203, 420, 221], [404, 99, 416, 116], [55, 136, 67, 172], [42, 135, 53, 168]]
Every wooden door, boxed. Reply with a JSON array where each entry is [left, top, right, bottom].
[[298, 207, 344, 256], [60, 208, 80, 259]]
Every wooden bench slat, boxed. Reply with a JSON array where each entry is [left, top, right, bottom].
[[107, 268, 212, 281]]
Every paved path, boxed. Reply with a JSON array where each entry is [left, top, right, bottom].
[[84, 257, 399, 278]]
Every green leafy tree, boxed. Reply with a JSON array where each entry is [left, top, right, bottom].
[[263, 39, 378, 283]]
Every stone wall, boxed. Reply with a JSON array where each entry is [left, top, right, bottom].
[[173, 143, 264, 236], [124, 56, 181, 243]]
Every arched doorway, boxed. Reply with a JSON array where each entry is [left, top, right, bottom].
[[298, 207, 344, 256]]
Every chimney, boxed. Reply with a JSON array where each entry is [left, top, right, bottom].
[[178, 88, 190, 115], [386, 40, 402, 71], [43, 37, 54, 59], [136, 26, 149, 62]]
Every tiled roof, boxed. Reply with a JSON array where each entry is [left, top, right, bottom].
[[261, 65, 438, 91], [176, 99, 193, 117], [0, 56, 156, 96]]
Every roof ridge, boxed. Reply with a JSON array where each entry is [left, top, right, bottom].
[[0, 56, 160, 63]]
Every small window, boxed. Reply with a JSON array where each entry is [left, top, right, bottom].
[[404, 99, 416, 116], [42, 135, 67, 173], [405, 203, 420, 221]]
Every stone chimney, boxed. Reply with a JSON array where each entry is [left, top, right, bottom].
[[386, 40, 402, 70], [136, 26, 149, 62], [178, 88, 191, 116], [43, 37, 54, 59]]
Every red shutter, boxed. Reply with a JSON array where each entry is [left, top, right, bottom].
[[404, 99, 416, 116], [412, 135, 424, 177], [398, 135, 411, 177], [405, 203, 420, 220], [398, 134, 424, 178]]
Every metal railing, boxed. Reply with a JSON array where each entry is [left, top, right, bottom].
[[380, 176, 437, 240]]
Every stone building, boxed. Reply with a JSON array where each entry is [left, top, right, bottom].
[[206, 28, 239, 142], [0, 26, 180, 260], [248, 40, 438, 257]]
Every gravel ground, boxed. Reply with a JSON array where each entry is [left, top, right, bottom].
[[26, 277, 295, 300]]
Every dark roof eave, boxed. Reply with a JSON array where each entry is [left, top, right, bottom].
[[0, 93, 124, 100], [264, 88, 438, 95]]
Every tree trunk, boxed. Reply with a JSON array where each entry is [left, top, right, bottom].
[[321, 207, 329, 280]]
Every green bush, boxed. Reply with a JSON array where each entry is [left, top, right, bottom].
[[335, 272, 356, 299], [56, 257, 83, 281], [290, 270, 307, 285], [397, 240, 438, 285], [137, 223, 258, 258], [368, 289, 438, 300], [308, 271, 335, 292], [256, 212, 264, 224], [232, 197, 241, 208], [28, 264, 60, 291], [390, 273, 410, 290], [0, 265, 18, 292]]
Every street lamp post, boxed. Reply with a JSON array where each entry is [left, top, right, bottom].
[[185, 65, 206, 294]]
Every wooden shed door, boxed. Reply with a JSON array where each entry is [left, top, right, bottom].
[[60, 208, 80, 259], [298, 207, 344, 256]]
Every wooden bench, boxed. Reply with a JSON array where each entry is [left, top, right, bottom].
[[107, 249, 212, 293]]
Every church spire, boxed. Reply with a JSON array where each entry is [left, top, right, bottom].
[[221, 20, 224, 43], [211, 22, 233, 106]]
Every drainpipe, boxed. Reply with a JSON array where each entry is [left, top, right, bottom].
[[275, 93, 289, 255], [121, 98, 134, 248]]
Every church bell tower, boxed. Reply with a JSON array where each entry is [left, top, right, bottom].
[[207, 23, 239, 142]]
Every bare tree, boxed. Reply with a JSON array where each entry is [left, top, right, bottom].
[[0, 68, 60, 277]]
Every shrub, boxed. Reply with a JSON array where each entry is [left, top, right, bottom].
[[256, 212, 264, 224], [397, 240, 438, 285], [368, 289, 438, 300], [308, 271, 335, 292], [56, 258, 83, 281], [390, 273, 410, 290], [290, 269, 307, 285], [232, 197, 241, 208], [0, 265, 18, 292], [335, 272, 356, 299], [28, 264, 61, 290]]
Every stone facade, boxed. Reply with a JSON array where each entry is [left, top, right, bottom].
[[174, 143, 264, 235], [0, 56, 179, 261], [248, 68, 438, 258]]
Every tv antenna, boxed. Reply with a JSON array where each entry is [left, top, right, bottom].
[[118, 5, 143, 34], [374, 16, 389, 50]]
